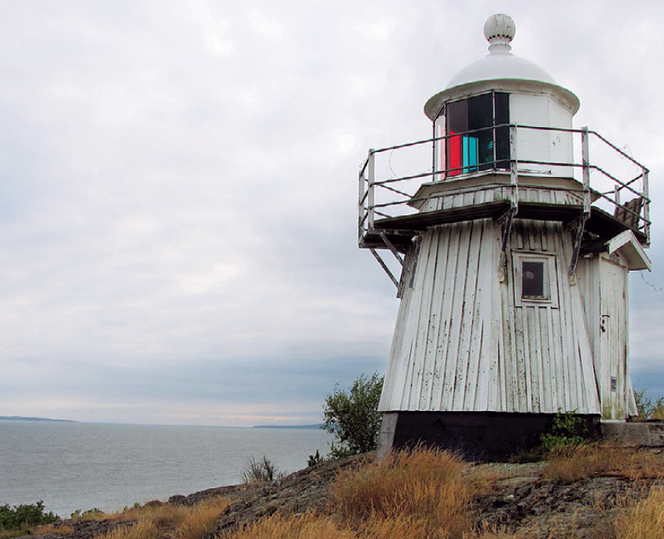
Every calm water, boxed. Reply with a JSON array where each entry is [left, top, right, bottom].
[[0, 421, 332, 517]]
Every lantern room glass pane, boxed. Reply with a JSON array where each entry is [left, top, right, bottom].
[[495, 92, 510, 169], [445, 92, 510, 177]]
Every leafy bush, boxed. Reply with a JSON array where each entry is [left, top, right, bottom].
[[540, 410, 588, 452], [322, 372, 384, 459], [634, 388, 664, 420], [0, 501, 59, 531], [307, 449, 324, 468], [241, 455, 284, 483], [70, 507, 105, 520]]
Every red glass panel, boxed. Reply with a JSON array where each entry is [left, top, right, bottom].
[[448, 130, 462, 177]]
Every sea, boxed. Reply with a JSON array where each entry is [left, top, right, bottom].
[[0, 420, 333, 518]]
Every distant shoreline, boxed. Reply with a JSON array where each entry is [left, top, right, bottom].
[[0, 417, 322, 428], [0, 416, 77, 423], [253, 424, 321, 429]]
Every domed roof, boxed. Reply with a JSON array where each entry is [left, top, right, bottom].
[[424, 14, 579, 120], [446, 14, 557, 89]]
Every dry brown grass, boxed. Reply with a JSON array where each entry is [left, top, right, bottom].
[[120, 503, 186, 528], [176, 499, 235, 539], [614, 487, 664, 539], [70, 508, 113, 521], [224, 510, 450, 539], [622, 450, 664, 481], [220, 513, 356, 539], [468, 527, 534, 538], [97, 497, 231, 539], [468, 521, 620, 539], [99, 520, 160, 539], [0, 530, 34, 539], [464, 466, 504, 494], [334, 447, 472, 538], [34, 522, 76, 535], [541, 442, 664, 484], [224, 447, 474, 539], [541, 443, 632, 483]]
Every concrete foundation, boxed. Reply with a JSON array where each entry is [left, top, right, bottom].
[[601, 420, 664, 447], [377, 411, 601, 461]]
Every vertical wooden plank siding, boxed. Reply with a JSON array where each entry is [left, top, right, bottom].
[[379, 218, 601, 414]]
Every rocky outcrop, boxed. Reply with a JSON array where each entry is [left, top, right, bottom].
[[470, 462, 660, 538], [24, 449, 664, 539], [197, 454, 369, 536]]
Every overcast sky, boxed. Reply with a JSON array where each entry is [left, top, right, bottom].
[[1, 0, 663, 427]]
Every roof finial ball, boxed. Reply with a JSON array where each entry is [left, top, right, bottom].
[[484, 13, 516, 53]]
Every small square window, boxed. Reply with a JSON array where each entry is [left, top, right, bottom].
[[512, 252, 558, 308], [522, 261, 546, 298]]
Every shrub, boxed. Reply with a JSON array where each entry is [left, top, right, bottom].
[[70, 507, 106, 520], [307, 449, 324, 467], [634, 388, 664, 420], [241, 455, 284, 483], [0, 501, 59, 531], [322, 372, 383, 459], [540, 410, 588, 452]]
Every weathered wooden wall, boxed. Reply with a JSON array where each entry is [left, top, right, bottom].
[[379, 218, 602, 415]]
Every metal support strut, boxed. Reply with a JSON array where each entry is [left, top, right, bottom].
[[569, 126, 593, 282], [497, 125, 519, 282], [497, 207, 517, 283], [370, 248, 400, 289], [568, 213, 589, 280], [370, 232, 418, 298]]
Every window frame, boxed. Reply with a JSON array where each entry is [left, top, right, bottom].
[[512, 251, 559, 308], [441, 91, 510, 177]]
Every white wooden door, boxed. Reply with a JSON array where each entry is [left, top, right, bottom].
[[598, 255, 629, 419]]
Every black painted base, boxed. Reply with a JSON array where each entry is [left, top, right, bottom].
[[378, 411, 601, 462]]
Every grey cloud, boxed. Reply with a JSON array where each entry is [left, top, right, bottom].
[[1, 0, 663, 425]]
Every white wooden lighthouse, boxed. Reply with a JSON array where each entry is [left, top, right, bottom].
[[358, 14, 652, 460]]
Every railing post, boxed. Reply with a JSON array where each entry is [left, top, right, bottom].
[[432, 122, 439, 183], [581, 127, 591, 216], [644, 169, 650, 244], [569, 127, 592, 281], [509, 125, 518, 213], [368, 149, 375, 232], [358, 158, 366, 245]]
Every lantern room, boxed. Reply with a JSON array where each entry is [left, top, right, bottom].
[[426, 14, 579, 181]]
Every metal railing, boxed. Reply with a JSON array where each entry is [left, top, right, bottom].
[[358, 124, 650, 246]]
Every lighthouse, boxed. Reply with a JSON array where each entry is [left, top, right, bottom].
[[358, 14, 651, 460]]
